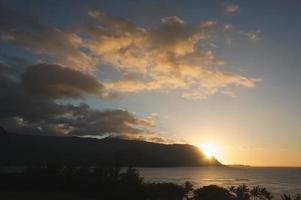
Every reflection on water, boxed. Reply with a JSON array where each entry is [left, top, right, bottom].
[[138, 167, 301, 197]]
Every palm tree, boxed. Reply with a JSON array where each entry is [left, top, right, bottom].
[[229, 186, 237, 199], [260, 188, 273, 200], [281, 194, 292, 200], [250, 186, 260, 200], [235, 184, 251, 200], [294, 194, 301, 200], [229, 186, 236, 192], [229, 186, 236, 193], [250, 186, 273, 200], [184, 181, 194, 200], [281, 194, 301, 200]]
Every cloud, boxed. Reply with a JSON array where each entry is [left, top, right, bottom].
[[221, 24, 262, 45], [21, 64, 104, 99], [221, 90, 237, 97], [200, 20, 218, 28], [223, 24, 233, 32], [0, 67, 68, 123], [1, 6, 258, 100], [80, 10, 257, 99], [0, 6, 93, 71], [161, 16, 185, 25], [104, 78, 161, 93], [0, 61, 152, 137], [67, 103, 153, 136], [245, 30, 261, 41], [224, 3, 240, 14]]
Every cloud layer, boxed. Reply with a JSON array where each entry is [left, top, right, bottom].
[[81, 10, 257, 99], [0, 60, 152, 137], [0, 6, 258, 100], [0, 5, 259, 139], [0, 6, 93, 71], [21, 64, 104, 99]]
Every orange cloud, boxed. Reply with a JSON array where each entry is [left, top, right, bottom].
[[1, 6, 258, 100], [82, 10, 258, 99]]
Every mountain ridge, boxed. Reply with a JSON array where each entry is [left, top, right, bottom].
[[0, 130, 222, 167]]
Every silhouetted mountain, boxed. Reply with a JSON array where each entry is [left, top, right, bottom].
[[0, 131, 221, 167], [0, 126, 7, 135]]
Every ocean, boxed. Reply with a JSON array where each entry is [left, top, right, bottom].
[[138, 167, 301, 198]]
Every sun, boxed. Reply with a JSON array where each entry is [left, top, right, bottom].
[[198, 143, 218, 159]]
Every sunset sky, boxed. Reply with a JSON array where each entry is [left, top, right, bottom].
[[1, 0, 301, 167]]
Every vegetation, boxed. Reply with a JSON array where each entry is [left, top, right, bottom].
[[0, 165, 299, 200]]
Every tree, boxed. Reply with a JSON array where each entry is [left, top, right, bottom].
[[233, 185, 251, 200], [184, 181, 194, 200], [145, 183, 186, 200], [260, 187, 273, 200], [281, 194, 292, 200], [294, 194, 301, 200], [250, 186, 260, 200], [282, 194, 301, 200], [193, 185, 234, 200]]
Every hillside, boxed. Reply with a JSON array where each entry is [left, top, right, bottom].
[[0, 132, 221, 167]]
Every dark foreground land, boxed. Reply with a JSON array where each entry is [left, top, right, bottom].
[[1, 165, 300, 200]]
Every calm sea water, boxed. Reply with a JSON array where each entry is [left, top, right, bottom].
[[138, 167, 301, 198]]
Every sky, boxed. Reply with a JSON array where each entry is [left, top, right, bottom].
[[0, 0, 301, 166]]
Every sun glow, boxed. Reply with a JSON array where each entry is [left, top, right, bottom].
[[199, 143, 219, 159]]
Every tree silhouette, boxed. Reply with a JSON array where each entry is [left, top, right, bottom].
[[281, 194, 301, 200], [295, 194, 301, 200], [250, 186, 273, 200], [193, 185, 235, 200], [232, 184, 251, 200], [184, 181, 194, 200], [250, 186, 260, 200], [260, 187, 273, 200], [282, 194, 292, 200]]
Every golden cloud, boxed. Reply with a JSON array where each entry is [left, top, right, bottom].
[[1, 7, 259, 100], [81, 10, 258, 99]]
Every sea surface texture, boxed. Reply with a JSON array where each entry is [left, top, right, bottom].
[[139, 167, 301, 197]]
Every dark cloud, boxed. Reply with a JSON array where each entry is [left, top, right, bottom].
[[0, 60, 152, 136], [67, 103, 152, 136], [0, 69, 67, 122], [21, 64, 104, 99], [0, 55, 29, 78]]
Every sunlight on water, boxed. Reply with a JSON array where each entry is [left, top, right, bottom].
[[138, 167, 301, 198]]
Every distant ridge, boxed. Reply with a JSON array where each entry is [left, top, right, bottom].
[[226, 164, 252, 168], [0, 129, 222, 167]]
